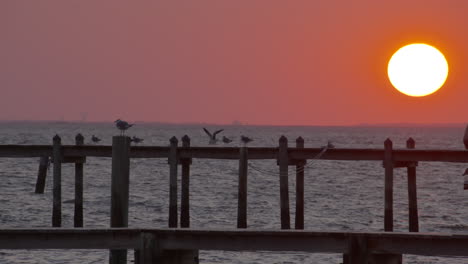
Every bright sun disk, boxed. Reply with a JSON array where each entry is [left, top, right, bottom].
[[387, 43, 449, 97]]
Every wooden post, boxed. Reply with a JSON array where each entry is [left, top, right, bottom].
[[384, 138, 394, 232], [237, 145, 248, 228], [52, 135, 62, 227], [110, 136, 131, 264], [406, 137, 419, 232], [139, 232, 157, 264], [139, 232, 199, 264], [35, 156, 49, 194], [168, 136, 178, 228], [180, 135, 191, 228], [74, 133, 84, 228], [346, 236, 368, 264], [295, 137, 305, 230], [278, 135, 290, 229]]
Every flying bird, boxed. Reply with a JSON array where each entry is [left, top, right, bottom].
[[131, 136, 144, 143], [241, 135, 253, 145], [203, 128, 224, 144], [91, 135, 101, 143], [115, 119, 133, 135], [222, 136, 233, 144]]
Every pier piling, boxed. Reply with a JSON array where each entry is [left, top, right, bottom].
[[74, 133, 84, 228], [383, 138, 394, 232], [278, 136, 290, 229], [168, 136, 179, 228], [35, 156, 49, 194], [181, 135, 191, 228], [110, 135, 131, 264], [52, 135, 62, 227], [237, 145, 248, 228], [406, 137, 419, 232], [295, 137, 305, 230]]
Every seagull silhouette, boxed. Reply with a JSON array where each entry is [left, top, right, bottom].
[[115, 119, 133, 136], [240, 135, 253, 145], [91, 135, 101, 143], [222, 136, 233, 144], [131, 136, 144, 143], [203, 128, 224, 144]]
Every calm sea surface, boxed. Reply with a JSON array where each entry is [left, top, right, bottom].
[[0, 122, 467, 263]]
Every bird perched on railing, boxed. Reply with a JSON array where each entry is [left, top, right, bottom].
[[222, 136, 233, 144], [241, 135, 253, 145], [203, 128, 224, 144], [91, 135, 101, 143], [115, 119, 133, 135], [131, 136, 144, 143]]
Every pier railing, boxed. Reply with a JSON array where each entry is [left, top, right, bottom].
[[2, 135, 466, 229], [1, 134, 467, 263]]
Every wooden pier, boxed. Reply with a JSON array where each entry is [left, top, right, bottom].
[[0, 134, 467, 263], [0, 228, 467, 264]]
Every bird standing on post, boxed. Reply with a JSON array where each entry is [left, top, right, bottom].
[[115, 119, 133, 136]]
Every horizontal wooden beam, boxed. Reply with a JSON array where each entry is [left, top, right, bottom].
[[0, 229, 467, 257], [0, 145, 52, 157], [0, 229, 139, 249], [1, 145, 468, 163]]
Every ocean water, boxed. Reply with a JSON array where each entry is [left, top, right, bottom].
[[0, 122, 467, 264]]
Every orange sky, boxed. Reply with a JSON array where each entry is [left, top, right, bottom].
[[2, 1, 468, 125]]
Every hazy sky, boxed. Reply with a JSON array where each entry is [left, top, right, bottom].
[[3, 1, 468, 125]]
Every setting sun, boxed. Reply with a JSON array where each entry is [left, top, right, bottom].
[[387, 43, 449, 97]]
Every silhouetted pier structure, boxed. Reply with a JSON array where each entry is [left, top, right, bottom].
[[0, 135, 467, 263]]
